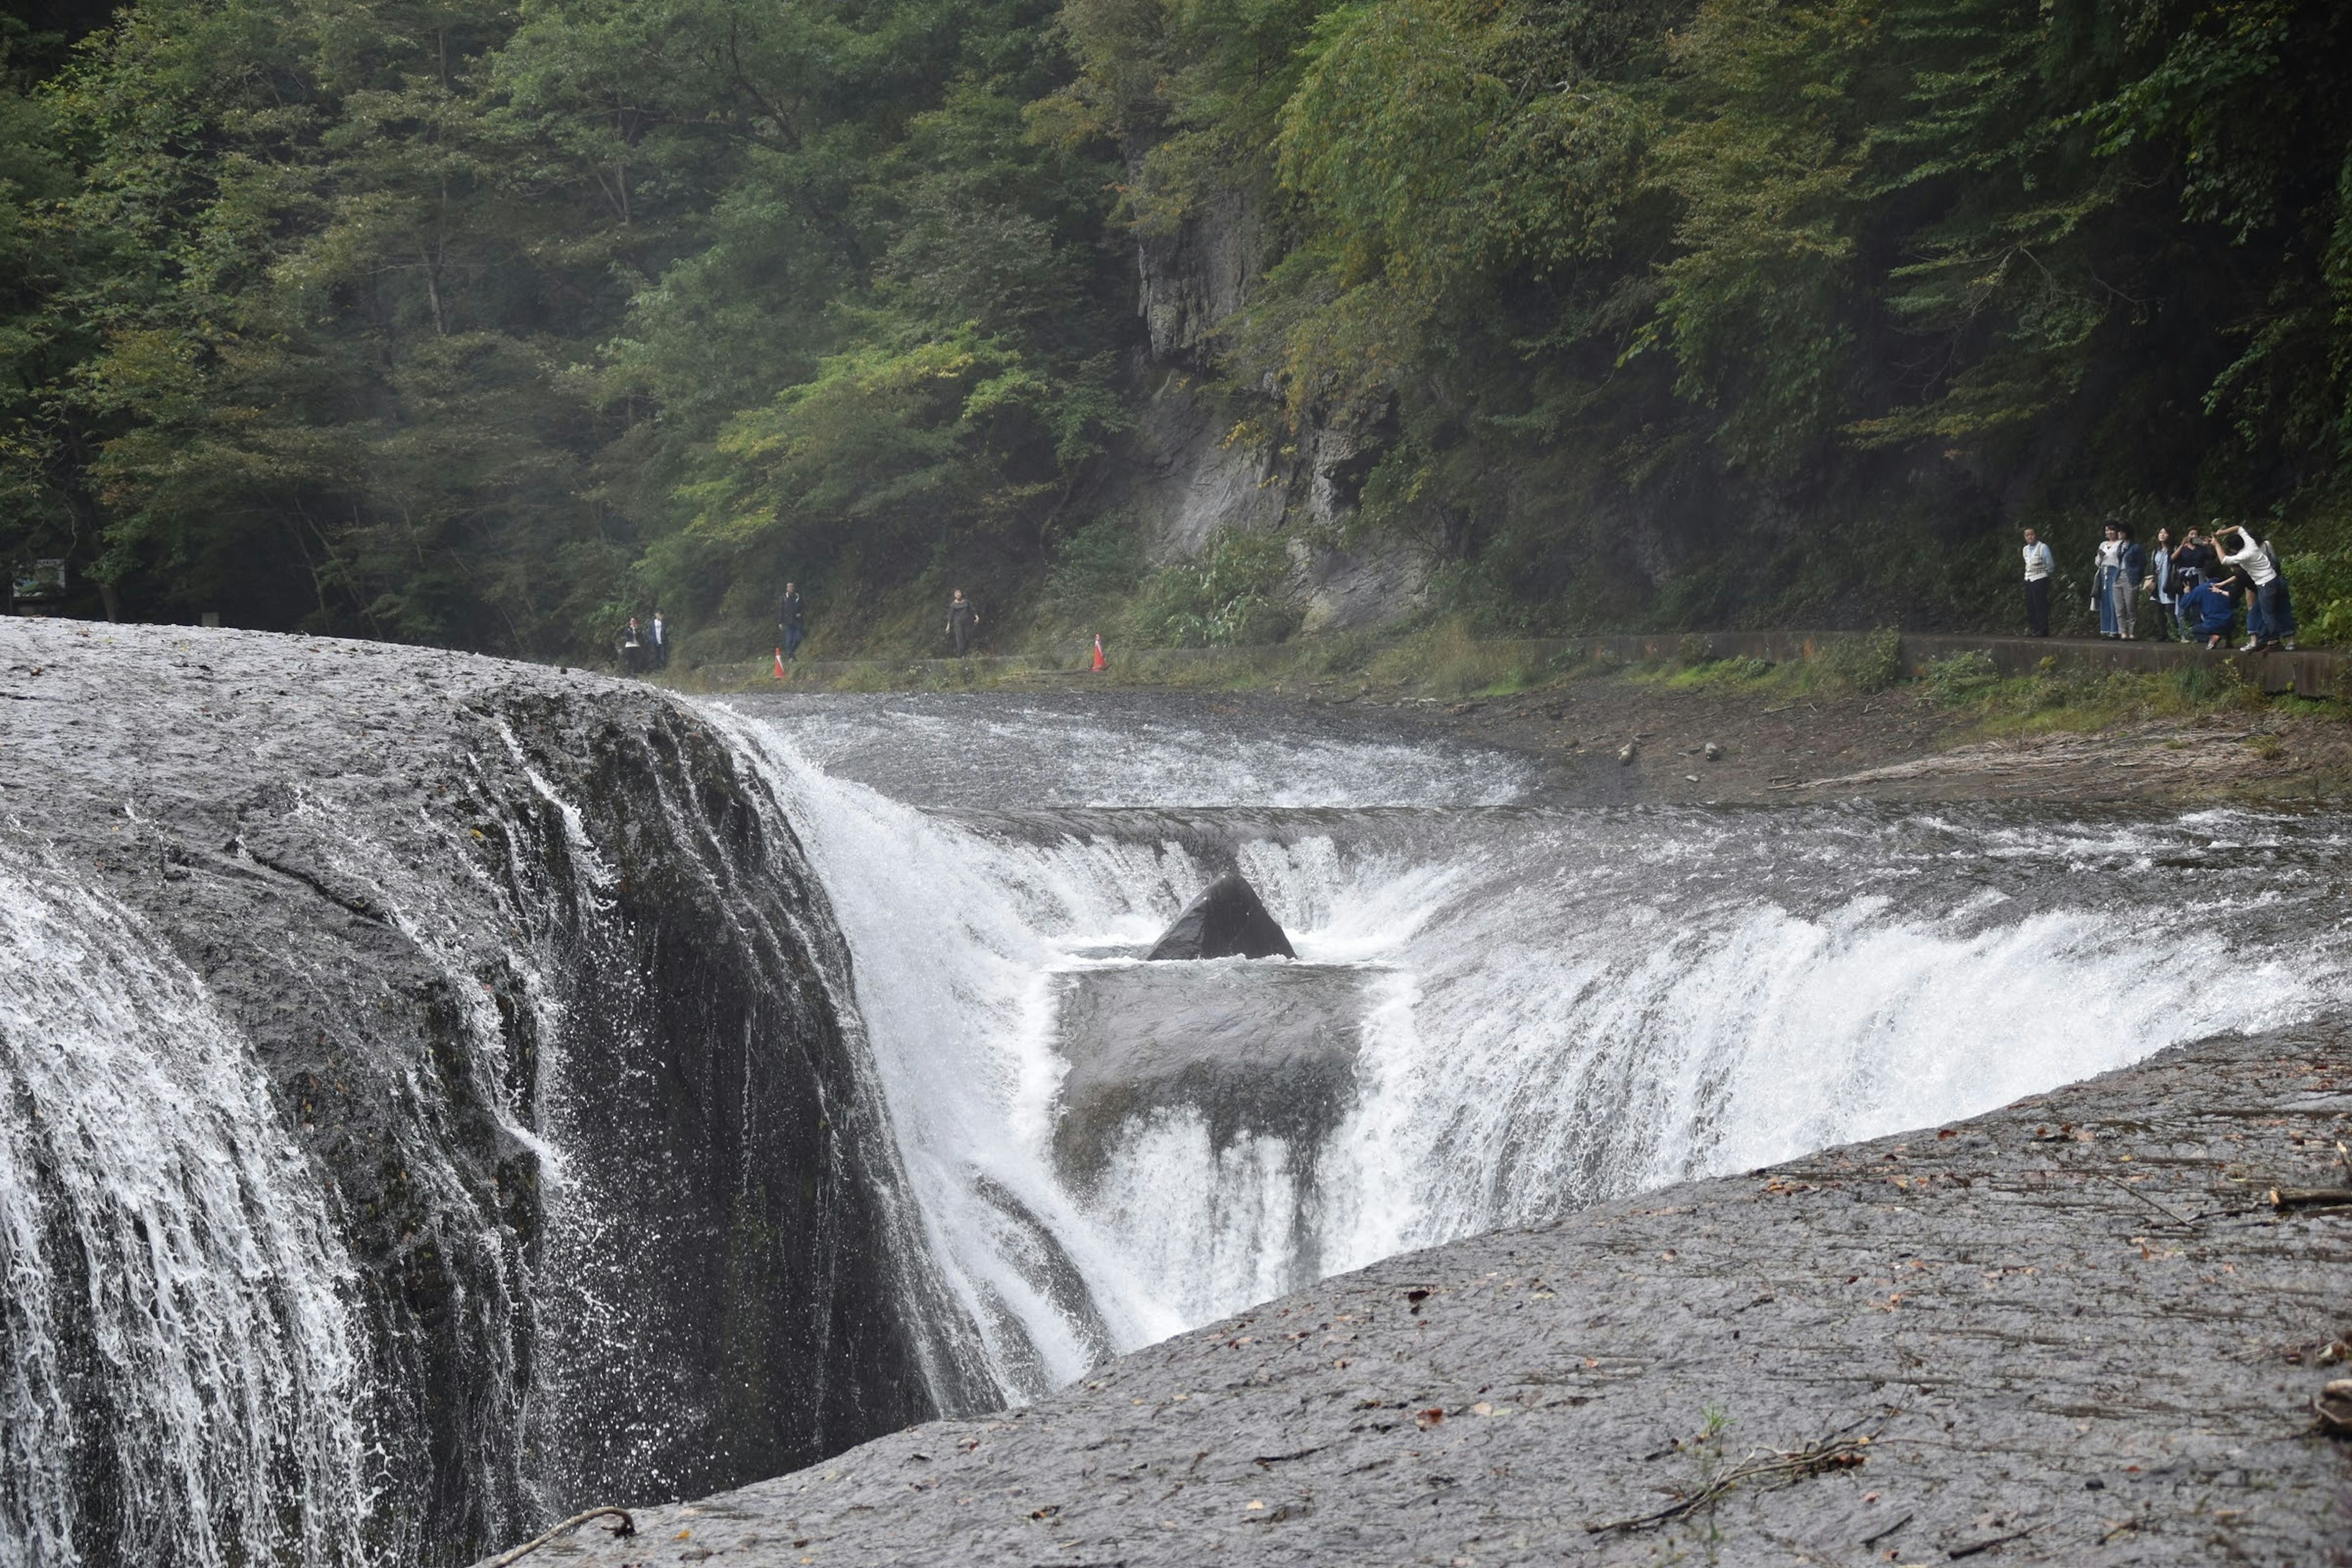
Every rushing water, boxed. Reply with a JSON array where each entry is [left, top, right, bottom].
[[10, 673, 2352, 1567], [710, 693, 2352, 1403], [0, 837, 374, 1568]]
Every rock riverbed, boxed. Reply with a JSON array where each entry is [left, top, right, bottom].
[[511, 1027, 2352, 1566]]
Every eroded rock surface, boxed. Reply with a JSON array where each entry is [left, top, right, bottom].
[[1, 619, 960, 1564], [516, 1028, 2352, 1566]]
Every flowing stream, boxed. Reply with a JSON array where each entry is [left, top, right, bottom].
[[709, 693, 2352, 1404]]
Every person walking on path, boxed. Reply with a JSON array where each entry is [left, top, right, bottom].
[[946, 589, 979, 657], [2021, 528, 2054, 636], [2146, 528, 2179, 641], [2216, 526, 2286, 652], [2092, 524, 2125, 637], [2114, 525, 2146, 638], [777, 582, 806, 660]]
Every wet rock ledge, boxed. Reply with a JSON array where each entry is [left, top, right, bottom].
[[524, 1028, 2352, 1566]]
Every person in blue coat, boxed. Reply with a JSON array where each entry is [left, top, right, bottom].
[[2182, 575, 2236, 649]]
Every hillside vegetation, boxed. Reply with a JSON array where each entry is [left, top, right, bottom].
[[4, 0, 2350, 661]]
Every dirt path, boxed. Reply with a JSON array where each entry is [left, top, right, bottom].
[[1311, 674, 2352, 809]]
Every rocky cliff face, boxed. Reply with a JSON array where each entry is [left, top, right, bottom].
[[0, 620, 968, 1567], [1111, 180, 1428, 633]]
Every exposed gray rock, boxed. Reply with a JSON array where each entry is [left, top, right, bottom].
[[1144, 871, 1295, 961], [1048, 961, 1363, 1185], [507, 1026, 2352, 1566], [1134, 179, 1264, 365], [1, 619, 970, 1566]]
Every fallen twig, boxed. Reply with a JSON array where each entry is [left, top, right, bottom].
[[2270, 1187, 2352, 1211], [484, 1507, 635, 1566], [2087, 1171, 2197, 1227], [1585, 1434, 1871, 1533], [1948, 1523, 2038, 1559]]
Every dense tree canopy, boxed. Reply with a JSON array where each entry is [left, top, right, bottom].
[[6, 0, 2352, 655]]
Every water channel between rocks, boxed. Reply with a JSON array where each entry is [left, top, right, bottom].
[[704, 692, 2352, 1407]]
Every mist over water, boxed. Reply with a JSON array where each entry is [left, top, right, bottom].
[[712, 695, 2352, 1403]]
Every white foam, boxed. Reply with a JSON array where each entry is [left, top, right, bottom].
[[712, 700, 2352, 1402]]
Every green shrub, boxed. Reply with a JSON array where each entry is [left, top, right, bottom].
[[1921, 649, 2000, 706], [1133, 529, 1303, 647], [1825, 627, 1904, 693], [1044, 515, 1146, 616]]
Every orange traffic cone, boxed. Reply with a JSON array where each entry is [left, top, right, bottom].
[[1091, 633, 1107, 673], [773, 647, 787, 679]]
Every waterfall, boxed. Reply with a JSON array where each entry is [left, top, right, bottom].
[[9, 638, 2351, 1566], [0, 661, 963, 1567], [0, 835, 375, 1568], [711, 698, 2352, 1403]]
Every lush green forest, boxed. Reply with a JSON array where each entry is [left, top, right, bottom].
[[4, 0, 2351, 661]]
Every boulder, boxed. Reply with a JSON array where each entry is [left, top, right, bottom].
[[1144, 871, 1295, 960]]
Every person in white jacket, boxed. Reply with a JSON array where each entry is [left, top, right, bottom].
[[2021, 528, 2054, 636], [2215, 526, 2287, 652]]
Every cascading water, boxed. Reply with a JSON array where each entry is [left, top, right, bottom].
[[711, 694, 2352, 1404], [1, 621, 965, 1568], [0, 835, 374, 1568], [12, 616, 2352, 1568]]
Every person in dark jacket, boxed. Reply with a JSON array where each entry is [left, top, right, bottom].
[[619, 615, 646, 674], [946, 589, 979, 656], [649, 609, 669, 671], [777, 583, 806, 659], [2171, 526, 2220, 596]]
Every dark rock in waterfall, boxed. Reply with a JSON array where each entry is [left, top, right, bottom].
[[1143, 871, 1295, 960], [0, 619, 982, 1567]]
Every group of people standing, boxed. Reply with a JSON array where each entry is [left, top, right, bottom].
[[617, 610, 668, 672], [2021, 522, 2295, 651]]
